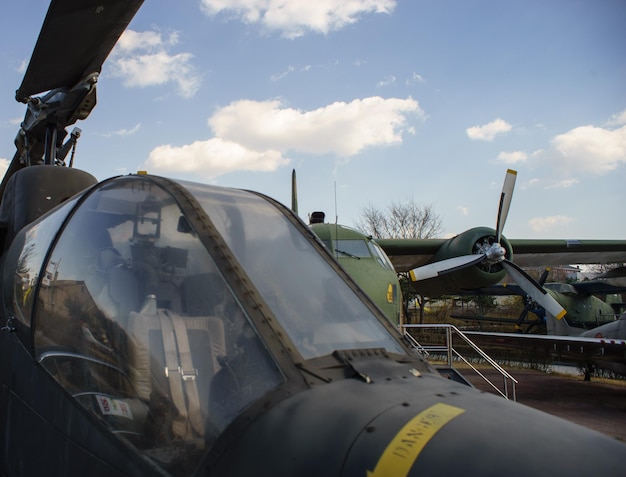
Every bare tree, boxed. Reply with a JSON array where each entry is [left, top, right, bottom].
[[356, 201, 442, 239], [356, 200, 443, 323]]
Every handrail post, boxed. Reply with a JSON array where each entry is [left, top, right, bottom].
[[401, 323, 518, 401], [446, 325, 453, 368]]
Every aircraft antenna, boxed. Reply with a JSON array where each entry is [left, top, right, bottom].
[[334, 180, 339, 260], [334, 181, 338, 224], [291, 169, 298, 215]]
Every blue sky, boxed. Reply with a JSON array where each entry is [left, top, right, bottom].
[[1, 0, 624, 239]]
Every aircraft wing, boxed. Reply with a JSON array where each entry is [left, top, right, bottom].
[[375, 238, 626, 272], [473, 281, 626, 297], [508, 239, 626, 267], [373, 238, 447, 271], [464, 331, 626, 376]]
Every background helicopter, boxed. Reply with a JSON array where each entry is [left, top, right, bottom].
[[1, 1, 626, 476]]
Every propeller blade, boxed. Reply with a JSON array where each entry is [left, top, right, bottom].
[[502, 260, 566, 320], [409, 254, 485, 281], [16, 0, 144, 101], [514, 267, 551, 327], [515, 297, 533, 328], [537, 267, 551, 286], [515, 303, 532, 327], [599, 266, 626, 279], [495, 169, 516, 243]]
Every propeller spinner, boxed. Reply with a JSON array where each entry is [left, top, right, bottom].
[[409, 169, 567, 320]]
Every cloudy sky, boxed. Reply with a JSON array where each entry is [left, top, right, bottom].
[[0, 0, 624, 239]]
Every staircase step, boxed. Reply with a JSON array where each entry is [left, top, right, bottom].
[[436, 366, 474, 387]]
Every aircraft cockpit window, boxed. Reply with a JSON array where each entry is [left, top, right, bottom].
[[333, 239, 370, 258], [320, 238, 394, 271], [5, 197, 79, 327], [180, 181, 406, 360], [367, 240, 396, 271], [32, 177, 284, 476]]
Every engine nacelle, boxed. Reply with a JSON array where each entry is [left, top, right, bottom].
[[414, 226, 514, 297]]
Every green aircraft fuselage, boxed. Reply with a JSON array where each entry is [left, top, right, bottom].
[[310, 223, 402, 326], [544, 285, 619, 329]]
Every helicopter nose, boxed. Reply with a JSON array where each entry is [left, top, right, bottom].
[[341, 380, 626, 477]]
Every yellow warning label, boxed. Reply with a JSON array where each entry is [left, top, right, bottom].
[[367, 402, 465, 477]]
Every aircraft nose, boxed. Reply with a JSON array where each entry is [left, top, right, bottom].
[[208, 370, 626, 477], [342, 381, 626, 477]]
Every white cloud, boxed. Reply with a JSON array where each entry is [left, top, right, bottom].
[[144, 96, 422, 177], [457, 206, 469, 217], [208, 96, 422, 156], [520, 178, 540, 190], [377, 75, 396, 88], [116, 29, 174, 52], [270, 65, 295, 82], [145, 138, 288, 178], [200, 0, 396, 39], [544, 178, 579, 189], [497, 150, 527, 164], [17, 58, 27, 74], [0, 158, 9, 178], [528, 215, 573, 232], [101, 123, 142, 138], [549, 124, 626, 174], [606, 108, 626, 127], [109, 29, 201, 98], [1, 117, 22, 128], [466, 118, 512, 141]]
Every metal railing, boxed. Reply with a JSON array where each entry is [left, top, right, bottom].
[[402, 323, 518, 401]]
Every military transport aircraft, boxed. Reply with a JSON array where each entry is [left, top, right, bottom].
[[304, 168, 626, 326], [291, 170, 403, 325], [308, 211, 402, 325], [2, 1, 626, 476], [375, 169, 626, 314]]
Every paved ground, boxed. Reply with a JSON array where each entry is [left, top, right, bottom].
[[462, 367, 626, 442]]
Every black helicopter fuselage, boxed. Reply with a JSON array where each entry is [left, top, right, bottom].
[[0, 169, 625, 477], [2, 1, 626, 475]]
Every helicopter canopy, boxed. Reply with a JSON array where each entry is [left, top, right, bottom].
[[5, 174, 404, 474]]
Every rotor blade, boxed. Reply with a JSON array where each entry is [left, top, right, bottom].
[[502, 260, 566, 320], [409, 254, 485, 281], [16, 0, 144, 101], [495, 169, 517, 243]]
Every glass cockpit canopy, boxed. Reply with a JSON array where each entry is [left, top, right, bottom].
[[18, 175, 405, 475], [28, 176, 285, 475], [179, 181, 405, 359]]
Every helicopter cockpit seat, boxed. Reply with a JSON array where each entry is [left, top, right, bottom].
[[95, 244, 182, 327], [0, 165, 97, 252], [93, 247, 144, 329], [128, 306, 226, 443]]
